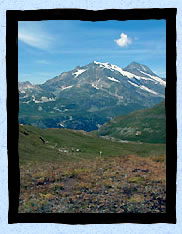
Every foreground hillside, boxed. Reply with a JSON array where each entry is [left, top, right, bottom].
[[18, 125, 166, 213], [19, 155, 166, 213], [19, 125, 165, 163], [95, 101, 166, 144]]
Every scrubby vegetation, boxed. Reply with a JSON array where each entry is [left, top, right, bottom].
[[19, 155, 166, 213], [18, 125, 166, 213]]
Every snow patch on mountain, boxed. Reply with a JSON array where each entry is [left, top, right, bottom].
[[94, 61, 111, 69], [110, 65, 140, 79], [93, 61, 165, 88], [72, 69, 87, 77], [128, 80, 140, 87], [94, 61, 151, 81], [34, 96, 56, 103], [61, 85, 73, 90], [94, 61, 130, 77], [140, 85, 158, 95], [107, 77, 120, 83], [139, 70, 166, 86], [128, 80, 158, 95]]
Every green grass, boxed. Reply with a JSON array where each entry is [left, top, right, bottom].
[[96, 101, 166, 144], [19, 124, 166, 164]]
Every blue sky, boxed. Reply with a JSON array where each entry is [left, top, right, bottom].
[[18, 20, 166, 84]]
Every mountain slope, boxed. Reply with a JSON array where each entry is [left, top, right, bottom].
[[124, 61, 159, 77], [95, 101, 166, 143], [19, 125, 166, 213], [19, 124, 166, 163], [19, 61, 165, 131]]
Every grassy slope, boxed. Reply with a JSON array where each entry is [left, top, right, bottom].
[[95, 101, 166, 144], [19, 124, 165, 164], [19, 125, 166, 213]]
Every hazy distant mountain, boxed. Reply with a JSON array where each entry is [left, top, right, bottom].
[[95, 101, 166, 143], [19, 61, 165, 131]]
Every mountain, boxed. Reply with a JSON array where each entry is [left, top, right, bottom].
[[95, 101, 166, 144], [19, 61, 165, 131], [18, 81, 34, 90], [123, 62, 159, 77]]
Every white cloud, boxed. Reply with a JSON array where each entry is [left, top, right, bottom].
[[115, 33, 132, 47], [18, 22, 54, 50]]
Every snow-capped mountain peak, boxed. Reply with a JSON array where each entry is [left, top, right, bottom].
[[19, 60, 165, 131], [93, 60, 165, 87]]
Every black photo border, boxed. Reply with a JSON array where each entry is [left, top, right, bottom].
[[7, 8, 177, 224]]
